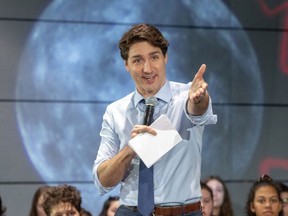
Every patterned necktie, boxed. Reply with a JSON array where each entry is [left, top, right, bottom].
[[137, 97, 157, 216]]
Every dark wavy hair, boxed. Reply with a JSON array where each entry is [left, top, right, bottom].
[[245, 174, 282, 216], [204, 175, 234, 216], [118, 23, 169, 61], [201, 181, 214, 200], [42, 184, 82, 216]]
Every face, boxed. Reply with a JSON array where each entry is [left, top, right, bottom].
[[206, 179, 225, 208], [250, 185, 282, 216], [125, 41, 168, 98], [201, 188, 213, 216], [281, 191, 288, 216], [107, 200, 120, 216], [36, 195, 47, 216], [50, 202, 80, 216]]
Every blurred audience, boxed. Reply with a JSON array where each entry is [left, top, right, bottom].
[[99, 196, 120, 216], [29, 185, 50, 216], [245, 174, 282, 216], [0, 195, 6, 216], [204, 175, 234, 216], [201, 182, 214, 216], [80, 207, 93, 216], [42, 184, 82, 216], [276, 181, 288, 216]]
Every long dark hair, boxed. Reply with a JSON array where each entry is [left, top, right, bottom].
[[99, 196, 119, 216], [245, 174, 282, 216], [0, 195, 6, 216], [29, 185, 50, 216], [204, 175, 234, 216]]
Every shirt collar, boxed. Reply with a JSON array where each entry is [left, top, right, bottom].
[[132, 79, 172, 107]]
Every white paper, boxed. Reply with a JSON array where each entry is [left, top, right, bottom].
[[128, 114, 182, 168]]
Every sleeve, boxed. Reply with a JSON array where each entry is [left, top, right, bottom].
[[185, 94, 218, 126], [92, 106, 120, 195]]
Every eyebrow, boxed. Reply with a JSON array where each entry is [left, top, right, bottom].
[[256, 195, 278, 199], [130, 51, 161, 59]]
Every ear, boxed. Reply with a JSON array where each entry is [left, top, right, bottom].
[[278, 202, 282, 213], [124, 60, 129, 72], [250, 202, 255, 213], [164, 53, 168, 64]]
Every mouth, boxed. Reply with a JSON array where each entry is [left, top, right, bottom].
[[143, 74, 157, 83], [263, 211, 273, 215]]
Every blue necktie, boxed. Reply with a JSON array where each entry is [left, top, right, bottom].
[[138, 159, 154, 216], [138, 98, 156, 216]]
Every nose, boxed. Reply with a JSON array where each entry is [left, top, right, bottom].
[[143, 61, 152, 73], [265, 200, 272, 207]]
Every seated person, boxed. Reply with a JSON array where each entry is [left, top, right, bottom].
[[0, 195, 6, 216], [29, 185, 50, 216], [42, 184, 82, 216], [201, 182, 214, 216], [276, 181, 288, 216], [99, 196, 120, 216], [245, 174, 282, 216]]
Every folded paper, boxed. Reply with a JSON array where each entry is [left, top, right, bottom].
[[128, 114, 182, 168]]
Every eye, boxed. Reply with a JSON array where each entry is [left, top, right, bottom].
[[271, 198, 279, 203], [151, 55, 159, 61], [132, 58, 143, 65], [257, 198, 265, 204]]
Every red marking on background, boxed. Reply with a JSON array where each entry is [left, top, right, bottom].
[[257, 0, 288, 74], [260, 158, 288, 174], [280, 13, 288, 74], [258, 0, 288, 16]]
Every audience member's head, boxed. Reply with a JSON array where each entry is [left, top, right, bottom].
[[29, 185, 50, 216], [42, 184, 82, 216], [245, 174, 282, 216], [99, 196, 120, 216], [0, 195, 6, 216], [201, 182, 214, 216], [276, 181, 288, 216], [204, 175, 234, 216]]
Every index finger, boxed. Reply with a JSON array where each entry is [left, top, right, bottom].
[[194, 64, 206, 80]]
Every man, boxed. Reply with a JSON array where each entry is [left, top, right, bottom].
[[42, 184, 82, 216], [93, 23, 217, 216]]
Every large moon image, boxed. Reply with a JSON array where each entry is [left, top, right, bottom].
[[15, 0, 263, 214]]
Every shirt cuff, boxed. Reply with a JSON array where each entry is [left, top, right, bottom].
[[186, 96, 217, 126]]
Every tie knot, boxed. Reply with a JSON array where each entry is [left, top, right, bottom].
[[145, 96, 158, 107]]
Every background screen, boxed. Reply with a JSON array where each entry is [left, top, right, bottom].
[[0, 0, 287, 215]]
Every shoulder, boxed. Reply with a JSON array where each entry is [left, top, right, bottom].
[[169, 81, 190, 91], [169, 81, 190, 97], [106, 92, 134, 112]]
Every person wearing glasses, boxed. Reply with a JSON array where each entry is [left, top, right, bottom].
[[276, 182, 288, 216]]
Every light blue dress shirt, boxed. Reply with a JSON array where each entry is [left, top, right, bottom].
[[93, 79, 217, 206]]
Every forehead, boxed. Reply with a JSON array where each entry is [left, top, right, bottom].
[[128, 41, 162, 58], [207, 179, 223, 188], [255, 185, 278, 197], [201, 188, 212, 198], [50, 202, 78, 215]]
